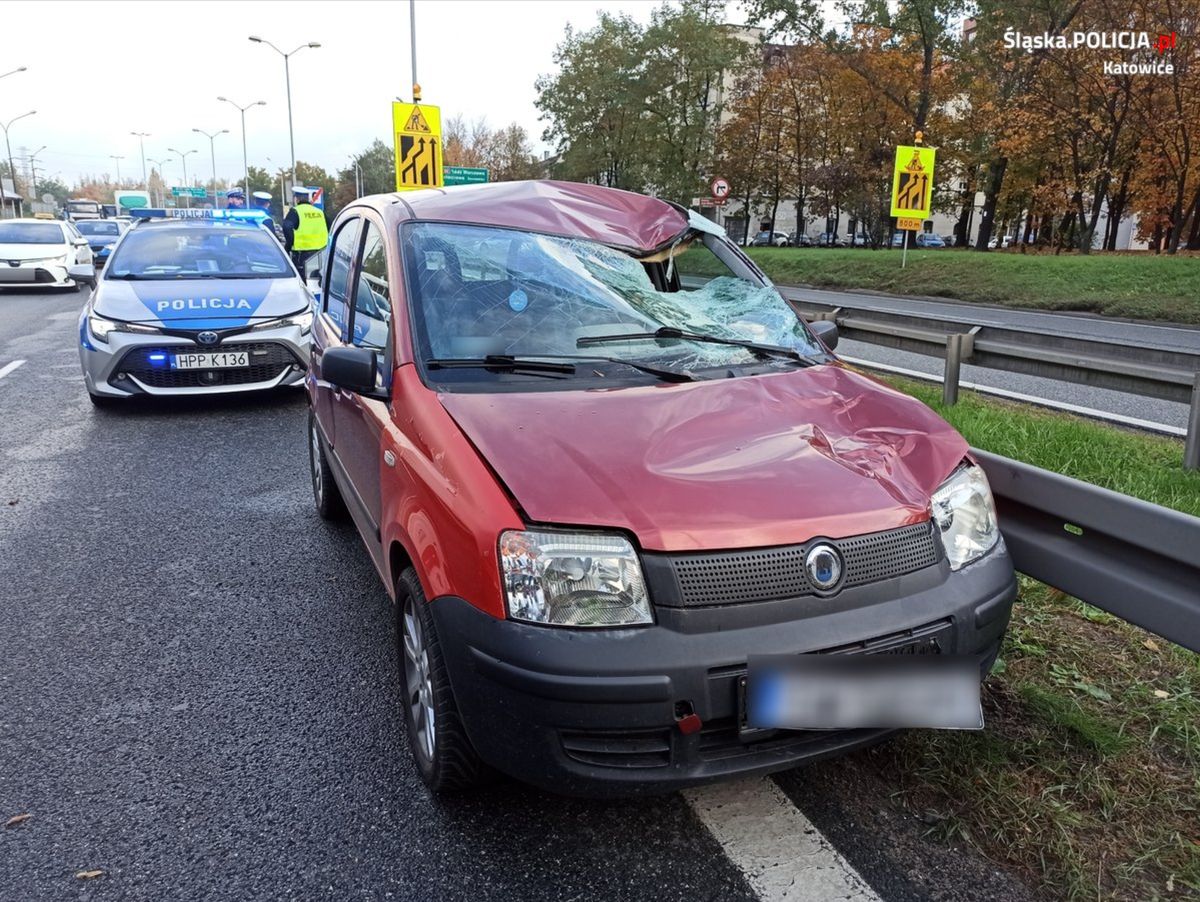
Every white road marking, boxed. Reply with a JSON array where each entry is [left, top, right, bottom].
[[685, 777, 880, 902], [0, 359, 26, 380]]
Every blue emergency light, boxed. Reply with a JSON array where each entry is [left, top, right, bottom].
[[129, 208, 270, 225]]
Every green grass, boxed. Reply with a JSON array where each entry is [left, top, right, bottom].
[[861, 380, 1200, 899], [736, 247, 1200, 325]]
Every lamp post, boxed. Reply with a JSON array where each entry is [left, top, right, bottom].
[[110, 155, 124, 188], [130, 131, 150, 189], [192, 128, 228, 208], [1, 110, 35, 219], [0, 66, 27, 81], [0, 67, 27, 218], [218, 96, 266, 202], [248, 36, 320, 189], [148, 157, 169, 206], [167, 147, 198, 207]]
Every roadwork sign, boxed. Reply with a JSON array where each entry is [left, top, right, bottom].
[[890, 146, 936, 220], [897, 217, 924, 231], [393, 101, 443, 191]]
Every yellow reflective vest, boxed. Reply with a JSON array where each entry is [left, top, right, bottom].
[[292, 203, 328, 251]]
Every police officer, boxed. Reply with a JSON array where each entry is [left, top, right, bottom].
[[283, 186, 328, 271], [226, 187, 246, 209]]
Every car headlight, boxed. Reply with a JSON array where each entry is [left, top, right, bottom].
[[931, 463, 1000, 570], [87, 312, 161, 343], [251, 310, 313, 334], [499, 529, 652, 627]]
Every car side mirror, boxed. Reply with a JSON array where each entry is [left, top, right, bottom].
[[810, 319, 839, 350], [323, 346, 378, 394], [73, 237, 89, 247]]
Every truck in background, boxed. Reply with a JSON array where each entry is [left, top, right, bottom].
[[65, 198, 103, 220], [113, 190, 151, 216]]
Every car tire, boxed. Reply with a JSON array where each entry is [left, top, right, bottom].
[[396, 567, 488, 793], [308, 411, 347, 520]]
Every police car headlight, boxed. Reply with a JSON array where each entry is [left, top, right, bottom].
[[87, 312, 161, 343], [931, 463, 1000, 570], [250, 310, 313, 334], [499, 530, 652, 628]]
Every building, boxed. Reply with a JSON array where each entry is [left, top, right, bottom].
[[0, 178, 22, 218]]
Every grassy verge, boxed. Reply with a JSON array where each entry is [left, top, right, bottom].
[[739, 248, 1200, 325], [865, 376, 1200, 899]]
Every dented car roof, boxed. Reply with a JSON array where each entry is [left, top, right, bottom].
[[385, 180, 692, 253]]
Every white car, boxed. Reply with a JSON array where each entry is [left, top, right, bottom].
[[0, 218, 96, 290]]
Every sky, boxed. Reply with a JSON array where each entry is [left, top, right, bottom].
[[0, 0, 700, 190]]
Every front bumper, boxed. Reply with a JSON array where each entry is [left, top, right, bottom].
[[431, 543, 1016, 796], [79, 320, 311, 399], [0, 260, 75, 287]]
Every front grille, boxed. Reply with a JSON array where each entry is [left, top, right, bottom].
[[560, 729, 672, 769], [115, 342, 298, 389], [664, 521, 938, 607]]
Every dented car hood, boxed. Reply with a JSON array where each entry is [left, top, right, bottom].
[[438, 365, 968, 552]]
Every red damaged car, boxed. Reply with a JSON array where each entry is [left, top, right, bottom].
[[305, 180, 1015, 795]]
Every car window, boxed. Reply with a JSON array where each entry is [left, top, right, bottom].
[[105, 226, 292, 279], [324, 218, 361, 339], [350, 222, 390, 351], [77, 221, 121, 237], [0, 222, 66, 244]]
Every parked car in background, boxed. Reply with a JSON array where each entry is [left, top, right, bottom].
[[941, 235, 956, 247], [305, 180, 1016, 796], [788, 232, 813, 247], [915, 233, 946, 248], [750, 230, 790, 247], [815, 232, 844, 247], [0, 219, 96, 290], [891, 232, 907, 248], [850, 232, 872, 247], [75, 219, 125, 268]]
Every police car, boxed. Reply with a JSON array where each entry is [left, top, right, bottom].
[[78, 209, 314, 406]]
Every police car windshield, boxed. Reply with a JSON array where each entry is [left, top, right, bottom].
[[105, 226, 292, 279]]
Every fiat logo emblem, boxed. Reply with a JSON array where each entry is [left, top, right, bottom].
[[197, 331, 219, 346], [805, 543, 844, 592]]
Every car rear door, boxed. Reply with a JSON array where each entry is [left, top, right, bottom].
[[310, 216, 361, 442], [330, 215, 392, 549]]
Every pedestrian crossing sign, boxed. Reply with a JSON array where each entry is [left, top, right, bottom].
[[393, 101, 443, 191], [890, 145, 936, 220]]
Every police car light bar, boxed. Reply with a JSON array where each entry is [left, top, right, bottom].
[[129, 208, 270, 223]]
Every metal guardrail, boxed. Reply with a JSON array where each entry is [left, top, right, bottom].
[[976, 449, 1200, 653], [789, 296, 1200, 469]]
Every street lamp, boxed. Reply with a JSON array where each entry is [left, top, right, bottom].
[[218, 96, 266, 202], [167, 147, 198, 207], [0, 66, 26, 82], [148, 157, 170, 206], [192, 128, 228, 207], [1, 110, 35, 219], [110, 155, 124, 187], [130, 131, 150, 189], [248, 36, 320, 189]]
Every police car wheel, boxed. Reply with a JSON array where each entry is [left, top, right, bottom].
[[308, 412, 346, 520], [396, 567, 487, 793]]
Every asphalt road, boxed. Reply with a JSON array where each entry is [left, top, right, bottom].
[[0, 287, 1032, 902], [779, 286, 1196, 430]]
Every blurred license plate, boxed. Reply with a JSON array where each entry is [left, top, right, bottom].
[[745, 654, 982, 731], [171, 351, 249, 370]]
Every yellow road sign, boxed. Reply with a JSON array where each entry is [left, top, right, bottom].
[[393, 101, 443, 191], [897, 217, 924, 231], [890, 145, 936, 220]]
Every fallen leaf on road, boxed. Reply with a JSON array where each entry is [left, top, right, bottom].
[[75, 870, 104, 880], [6, 500, 16, 506], [4, 813, 31, 827], [1143, 639, 1160, 651], [1153, 689, 1170, 699]]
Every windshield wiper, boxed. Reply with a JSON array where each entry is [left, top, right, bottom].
[[425, 354, 696, 383], [577, 326, 819, 366], [426, 355, 577, 375]]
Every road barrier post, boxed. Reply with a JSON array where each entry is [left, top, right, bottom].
[[943, 333, 965, 405], [1185, 372, 1200, 471]]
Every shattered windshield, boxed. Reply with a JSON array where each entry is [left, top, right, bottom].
[[403, 222, 824, 379]]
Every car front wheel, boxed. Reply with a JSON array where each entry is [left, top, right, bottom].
[[397, 567, 486, 793]]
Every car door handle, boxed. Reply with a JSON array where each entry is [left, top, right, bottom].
[[383, 450, 396, 467]]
